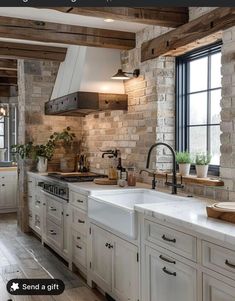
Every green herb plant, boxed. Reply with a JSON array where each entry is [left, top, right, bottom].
[[195, 153, 212, 165], [176, 151, 192, 164]]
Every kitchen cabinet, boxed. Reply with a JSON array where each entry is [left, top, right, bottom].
[[0, 170, 17, 212], [90, 224, 113, 292], [145, 246, 197, 301], [203, 274, 235, 301], [90, 223, 139, 301]]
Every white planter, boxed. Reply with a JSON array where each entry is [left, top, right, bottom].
[[196, 165, 208, 178], [178, 163, 191, 176], [37, 156, 48, 173], [0, 149, 6, 161]]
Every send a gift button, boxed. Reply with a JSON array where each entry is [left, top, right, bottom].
[[7, 279, 65, 295]]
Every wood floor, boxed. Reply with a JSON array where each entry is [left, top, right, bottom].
[[0, 213, 105, 301]]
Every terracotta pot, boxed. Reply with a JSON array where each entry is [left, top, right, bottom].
[[196, 165, 208, 178], [178, 163, 191, 176]]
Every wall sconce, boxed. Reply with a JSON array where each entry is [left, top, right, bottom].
[[111, 69, 140, 80]]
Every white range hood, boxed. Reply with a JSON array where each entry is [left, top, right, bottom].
[[51, 45, 125, 100]]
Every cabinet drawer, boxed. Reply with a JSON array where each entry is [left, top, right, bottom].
[[145, 246, 197, 301], [46, 219, 63, 250], [71, 207, 87, 236], [72, 231, 87, 268], [202, 241, 235, 279], [46, 198, 63, 226], [70, 191, 87, 211], [145, 220, 197, 261]]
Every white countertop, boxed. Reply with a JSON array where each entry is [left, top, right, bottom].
[[135, 198, 235, 246], [68, 181, 150, 195], [28, 171, 235, 246]]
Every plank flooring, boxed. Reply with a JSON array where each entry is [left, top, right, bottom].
[[0, 214, 105, 301]]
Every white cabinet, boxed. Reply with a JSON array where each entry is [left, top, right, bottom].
[[0, 170, 17, 211], [112, 235, 139, 301], [203, 274, 235, 301], [90, 223, 139, 301], [91, 224, 113, 292], [145, 246, 197, 301]]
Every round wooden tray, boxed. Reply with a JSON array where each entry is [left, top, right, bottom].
[[211, 202, 235, 212]]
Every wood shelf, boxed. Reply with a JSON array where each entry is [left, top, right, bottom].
[[155, 172, 224, 187]]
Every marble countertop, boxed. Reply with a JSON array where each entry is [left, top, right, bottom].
[[68, 181, 150, 195], [27, 171, 235, 245], [135, 198, 235, 245]]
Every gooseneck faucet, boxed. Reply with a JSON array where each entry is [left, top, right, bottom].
[[146, 142, 177, 194]]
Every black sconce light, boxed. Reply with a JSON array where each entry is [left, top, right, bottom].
[[111, 69, 140, 80]]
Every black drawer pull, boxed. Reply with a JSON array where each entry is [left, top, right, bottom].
[[162, 235, 176, 243], [49, 207, 56, 211], [36, 201, 41, 204], [2, 184, 5, 187], [77, 200, 84, 203], [159, 255, 176, 264], [49, 230, 57, 235], [78, 219, 85, 224], [105, 243, 109, 247], [225, 260, 235, 269], [77, 236, 81, 240], [76, 245, 82, 249], [162, 267, 176, 276]]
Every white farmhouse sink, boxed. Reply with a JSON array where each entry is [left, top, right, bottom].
[[88, 189, 183, 239]]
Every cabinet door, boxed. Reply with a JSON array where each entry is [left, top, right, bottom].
[[145, 246, 197, 301], [63, 204, 70, 257], [91, 224, 112, 292], [112, 236, 139, 301], [203, 274, 235, 301], [0, 172, 17, 209]]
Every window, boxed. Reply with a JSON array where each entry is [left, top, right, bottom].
[[176, 42, 222, 174], [0, 104, 18, 161]]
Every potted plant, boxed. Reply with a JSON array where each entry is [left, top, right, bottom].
[[176, 151, 192, 176], [195, 153, 212, 178], [11, 142, 36, 171], [49, 127, 76, 172], [34, 141, 55, 173]]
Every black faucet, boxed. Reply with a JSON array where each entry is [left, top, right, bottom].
[[139, 169, 157, 190], [101, 149, 119, 158], [146, 142, 179, 194]]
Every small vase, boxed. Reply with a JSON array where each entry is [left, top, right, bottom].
[[37, 156, 48, 173], [60, 155, 75, 172], [196, 165, 208, 178], [178, 163, 191, 176]]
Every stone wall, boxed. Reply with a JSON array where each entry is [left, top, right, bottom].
[[17, 59, 83, 231]]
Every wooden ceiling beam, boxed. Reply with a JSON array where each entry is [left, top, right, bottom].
[[0, 42, 67, 62], [0, 16, 135, 50], [0, 77, 17, 85], [52, 7, 188, 28], [141, 7, 234, 61], [0, 70, 17, 77], [0, 59, 17, 70]]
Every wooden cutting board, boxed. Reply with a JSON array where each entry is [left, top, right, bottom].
[[206, 202, 235, 223], [94, 178, 117, 185]]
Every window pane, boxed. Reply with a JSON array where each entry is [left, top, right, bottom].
[[211, 53, 221, 89], [210, 89, 221, 124], [189, 92, 207, 125], [0, 123, 4, 135], [0, 136, 4, 148], [189, 126, 207, 154], [189, 57, 208, 93], [210, 125, 221, 165]]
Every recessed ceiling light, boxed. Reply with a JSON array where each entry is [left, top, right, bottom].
[[104, 19, 114, 23]]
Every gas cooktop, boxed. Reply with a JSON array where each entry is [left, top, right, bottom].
[[47, 172, 106, 183]]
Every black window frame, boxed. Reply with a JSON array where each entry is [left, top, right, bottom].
[[176, 41, 222, 176]]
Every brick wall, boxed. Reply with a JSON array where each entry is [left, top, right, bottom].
[[82, 26, 175, 176]]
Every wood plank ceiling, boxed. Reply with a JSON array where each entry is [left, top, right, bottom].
[[52, 7, 189, 28], [0, 59, 17, 97]]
